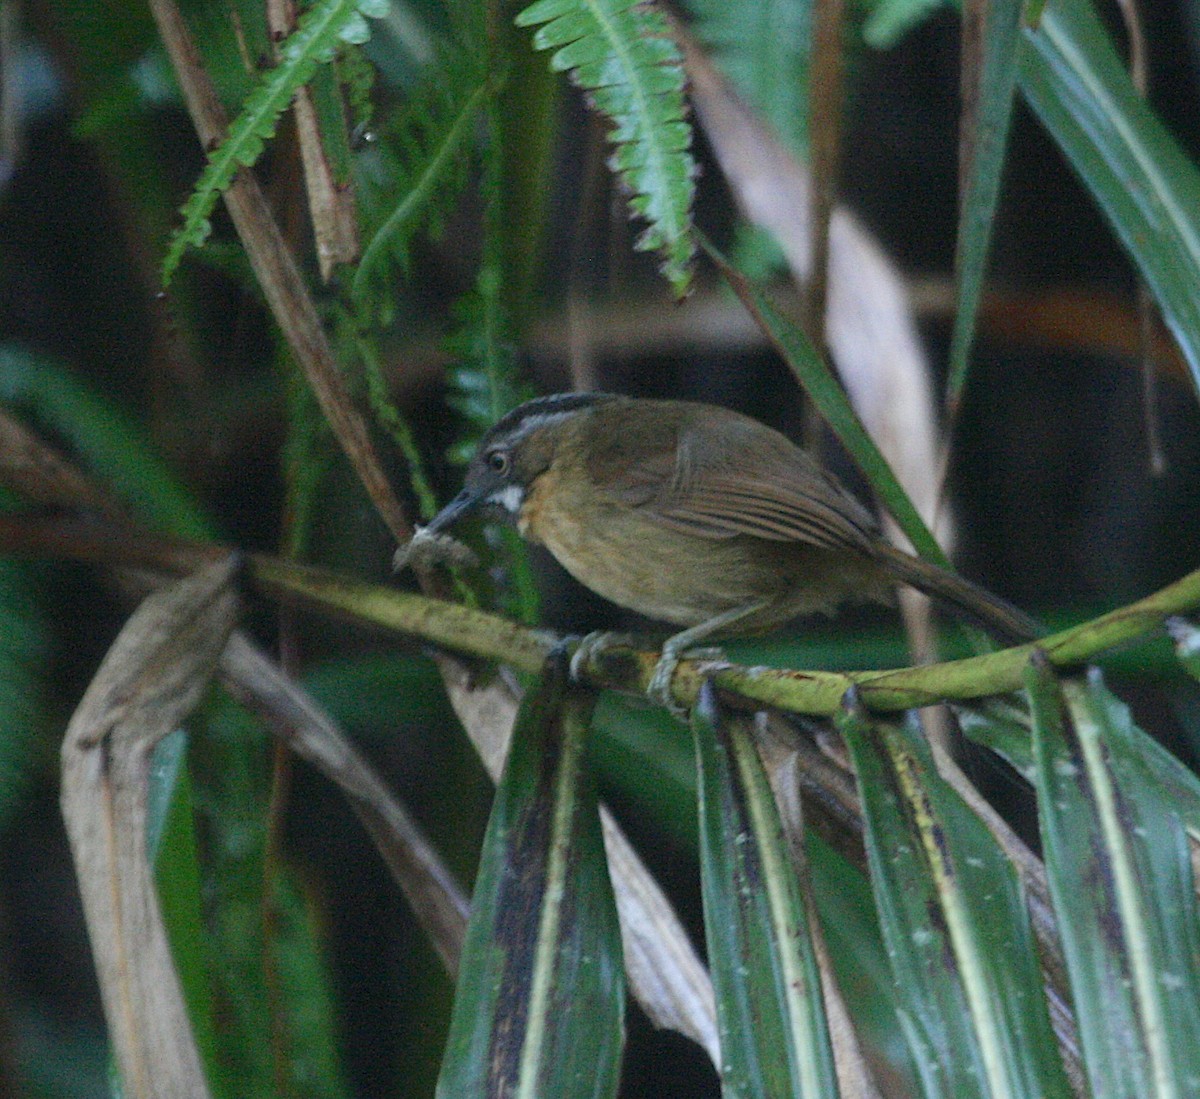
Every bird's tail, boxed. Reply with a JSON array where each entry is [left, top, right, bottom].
[[873, 542, 1042, 645]]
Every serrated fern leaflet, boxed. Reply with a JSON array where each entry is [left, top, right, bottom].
[[161, 0, 389, 285], [516, 0, 696, 296]]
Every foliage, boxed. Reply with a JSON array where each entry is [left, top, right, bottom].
[[692, 683, 838, 1098], [3, 0, 1200, 1095], [945, 0, 1024, 411], [1026, 665, 1200, 1096], [189, 696, 349, 1099], [352, 43, 488, 311], [515, 0, 697, 296], [436, 655, 622, 1098], [685, 0, 813, 156], [0, 518, 49, 831], [0, 345, 213, 540], [1018, 0, 1200, 401], [161, 0, 390, 284]]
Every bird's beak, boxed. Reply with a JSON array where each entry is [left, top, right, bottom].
[[423, 488, 482, 534]]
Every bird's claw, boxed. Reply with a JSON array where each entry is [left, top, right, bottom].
[[647, 651, 688, 719], [571, 632, 726, 721], [648, 644, 729, 720], [568, 631, 637, 682]]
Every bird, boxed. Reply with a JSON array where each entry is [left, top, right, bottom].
[[421, 392, 1039, 711]]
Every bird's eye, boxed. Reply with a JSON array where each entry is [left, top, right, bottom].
[[485, 448, 510, 475]]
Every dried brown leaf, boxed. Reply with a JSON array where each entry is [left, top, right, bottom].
[[679, 30, 948, 552], [60, 559, 239, 1099]]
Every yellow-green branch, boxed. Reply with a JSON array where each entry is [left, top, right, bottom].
[[249, 554, 1200, 715]]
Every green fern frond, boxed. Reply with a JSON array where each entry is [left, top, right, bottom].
[[515, 0, 696, 296], [351, 57, 489, 312], [337, 42, 377, 138], [443, 281, 539, 624], [443, 284, 531, 466], [160, 0, 389, 285]]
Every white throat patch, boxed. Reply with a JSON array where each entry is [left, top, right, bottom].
[[488, 484, 525, 515]]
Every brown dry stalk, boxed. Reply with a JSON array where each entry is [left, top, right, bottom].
[[146, 0, 408, 543], [60, 560, 239, 1099]]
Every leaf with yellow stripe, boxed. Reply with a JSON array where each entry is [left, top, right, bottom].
[[436, 649, 624, 1098], [838, 695, 1070, 1099]]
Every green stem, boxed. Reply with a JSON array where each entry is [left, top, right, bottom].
[[248, 553, 1200, 715], [2, 516, 1195, 716]]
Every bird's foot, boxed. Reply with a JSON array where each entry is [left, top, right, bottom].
[[647, 649, 685, 718], [570, 632, 726, 720], [647, 643, 728, 720], [568, 631, 639, 683]]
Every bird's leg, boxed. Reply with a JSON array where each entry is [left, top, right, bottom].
[[648, 600, 772, 717]]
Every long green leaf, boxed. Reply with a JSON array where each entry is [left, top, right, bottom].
[[147, 733, 222, 1093], [807, 833, 926, 1097], [189, 695, 349, 1099], [684, 0, 814, 277], [590, 686, 928, 1092], [515, 0, 696, 296], [946, 0, 1024, 410], [691, 682, 838, 1099], [1025, 660, 1200, 1099], [863, 0, 949, 47], [1017, 0, 1200, 400], [494, 14, 562, 330], [161, 0, 389, 285], [437, 650, 623, 1098], [685, 0, 812, 157], [0, 344, 213, 540], [590, 693, 696, 844], [838, 700, 1071, 1099], [954, 701, 1035, 780]]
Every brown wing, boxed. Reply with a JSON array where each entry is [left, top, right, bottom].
[[597, 400, 880, 555], [650, 476, 878, 553]]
